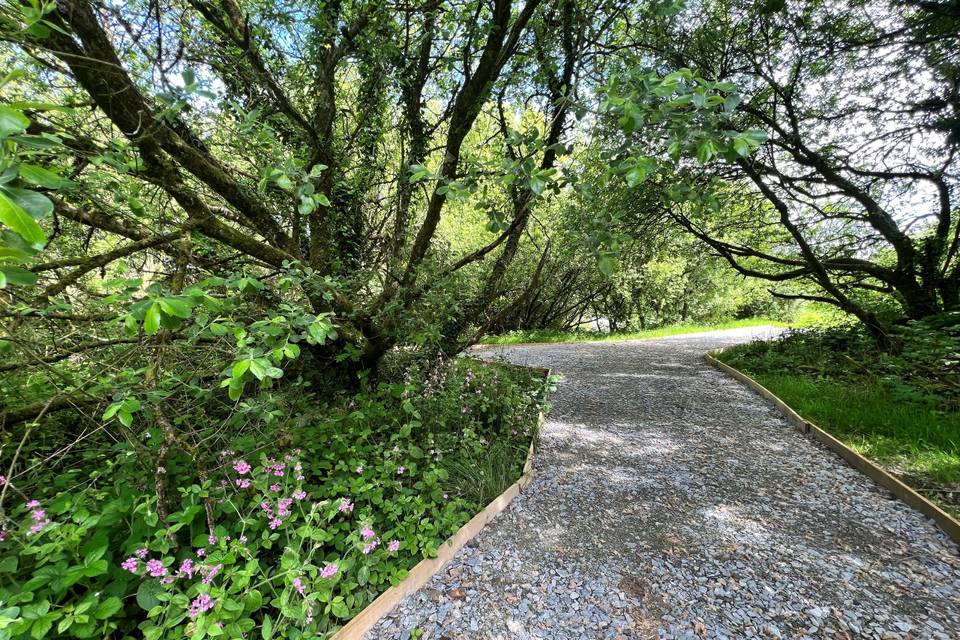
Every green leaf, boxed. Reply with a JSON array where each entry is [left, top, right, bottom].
[[723, 94, 741, 113], [158, 296, 192, 318], [19, 164, 68, 189], [261, 614, 273, 639], [143, 302, 162, 335], [232, 359, 251, 379], [228, 381, 243, 401], [249, 358, 269, 381], [0, 106, 29, 137], [598, 255, 616, 276], [696, 139, 717, 165], [136, 580, 163, 612], [30, 616, 53, 640], [0, 190, 46, 249], [2, 186, 54, 219], [0, 265, 37, 286], [93, 597, 122, 620]]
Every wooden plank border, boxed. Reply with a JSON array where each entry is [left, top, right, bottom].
[[330, 366, 551, 640], [705, 350, 960, 547]]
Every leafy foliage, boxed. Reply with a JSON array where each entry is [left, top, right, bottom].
[[0, 359, 546, 639]]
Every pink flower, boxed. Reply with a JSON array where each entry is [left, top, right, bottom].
[[339, 498, 354, 513], [292, 490, 306, 500], [235, 479, 251, 488], [260, 502, 273, 513], [360, 527, 375, 540], [208, 535, 217, 545], [273, 464, 285, 477], [146, 559, 167, 577], [179, 559, 196, 578], [0, 528, 6, 542], [135, 548, 149, 559], [396, 466, 405, 475], [28, 520, 51, 535], [233, 460, 251, 475], [443, 493, 449, 500], [388, 540, 400, 553], [121, 557, 139, 573], [0, 475, 6, 486], [161, 575, 175, 585], [269, 484, 280, 492], [201, 563, 222, 584], [188, 593, 215, 618], [292, 576, 305, 595], [362, 540, 378, 554], [26, 499, 39, 508], [269, 518, 282, 529], [320, 563, 338, 578], [355, 466, 363, 474], [277, 498, 293, 517], [30, 509, 45, 522], [196, 548, 206, 557]]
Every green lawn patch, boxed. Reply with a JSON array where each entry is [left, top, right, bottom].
[[718, 327, 960, 517], [480, 317, 787, 345]]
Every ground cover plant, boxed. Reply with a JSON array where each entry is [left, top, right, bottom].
[[0, 357, 547, 639], [718, 314, 960, 515]]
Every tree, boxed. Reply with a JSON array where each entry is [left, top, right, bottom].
[[605, 0, 960, 342]]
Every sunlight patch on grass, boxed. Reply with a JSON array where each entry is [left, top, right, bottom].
[[480, 318, 787, 345]]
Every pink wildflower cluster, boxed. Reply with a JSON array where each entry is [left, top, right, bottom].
[[360, 526, 378, 554], [320, 563, 338, 578], [292, 576, 305, 595], [200, 563, 222, 584], [119, 546, 223, 593], [25, 500, 52, 535], [339, 498, 354, 513], [388, 539, 400, 553], [188, 593, 215, 618]]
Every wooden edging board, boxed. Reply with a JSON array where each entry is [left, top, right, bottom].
[[705, 349, 960, 547], [330, 365, 551, 640]]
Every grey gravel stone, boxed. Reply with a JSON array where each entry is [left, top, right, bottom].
[[367, 327, 960, 639]]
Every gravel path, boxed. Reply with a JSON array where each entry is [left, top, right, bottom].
[[369, 327, 960, 640]]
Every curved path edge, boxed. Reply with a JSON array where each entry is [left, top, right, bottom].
[[368, 327, 960, 640]]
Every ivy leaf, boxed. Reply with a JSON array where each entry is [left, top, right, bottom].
[[143, 302, 162, 335], [0, 189, 46, 249]]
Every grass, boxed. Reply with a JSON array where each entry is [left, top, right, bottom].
[[479, 317, 787, 345], [718, 361, 960, 515]]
